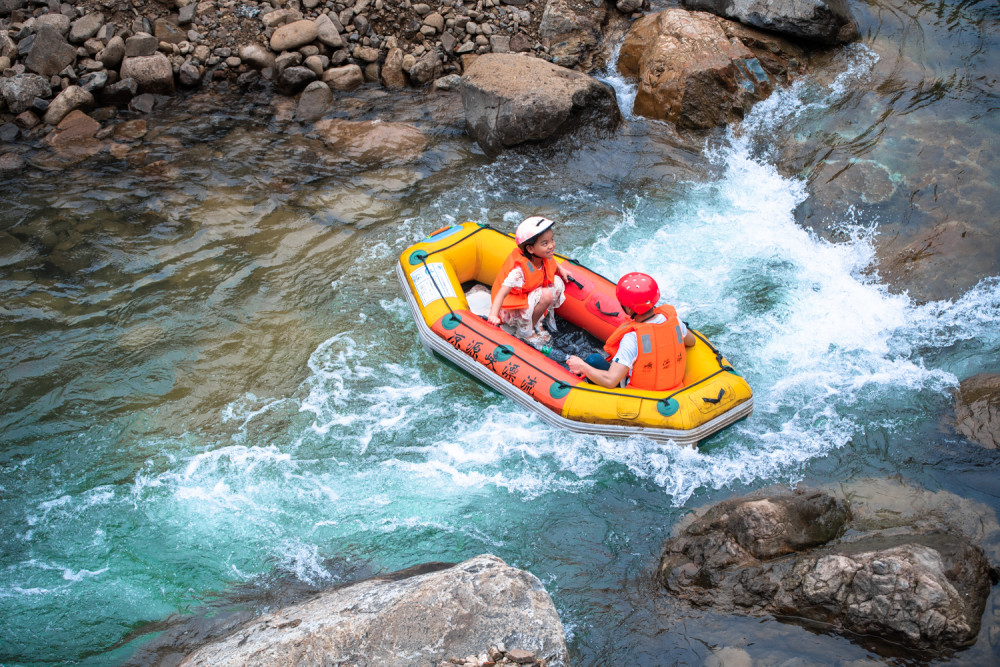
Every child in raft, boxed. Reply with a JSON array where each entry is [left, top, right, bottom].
[[488, 216, 574, 347]]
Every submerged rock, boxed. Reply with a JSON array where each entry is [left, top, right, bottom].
[[179, 554, 568, 666], [312, 117, 427, 163], [954, 373, 1000, 449], [461, 53, 621, 156], [659, 487, 996, 655]]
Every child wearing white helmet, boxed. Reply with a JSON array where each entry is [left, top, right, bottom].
[[488, 216, 574, 346]]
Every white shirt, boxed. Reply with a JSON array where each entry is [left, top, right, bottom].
[[612, 313, 689, 373]]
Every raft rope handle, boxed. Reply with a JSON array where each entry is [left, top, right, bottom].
[[412, 225, 738, 404]]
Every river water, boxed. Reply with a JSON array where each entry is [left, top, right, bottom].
[[2, 1, 1000, 665]]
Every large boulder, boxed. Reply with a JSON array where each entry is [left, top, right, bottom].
[[120, 53, 176, 94], [683, 0, 858, 45], [954, 373, 1000, 449], [312, 117, 427, 164], [179, 555, 568, 666], [461, 53, 621, 156], [619, 9, 782, 129], [0, 73, 52, 114], [659, 488, 996, 655], [24, 26, 78, 78]]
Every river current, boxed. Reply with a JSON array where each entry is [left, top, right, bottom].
[[2, 1, 1000, 665]]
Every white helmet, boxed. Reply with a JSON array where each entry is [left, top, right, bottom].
[[515, 216, 554, 245]]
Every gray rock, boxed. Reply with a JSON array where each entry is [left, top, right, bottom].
[[0, 73, 52, 114], [682, 0, 858, 45], [99, 77, 138, 106], [129, 93, 157, 114], [954, 373, 1000, 449], [0, 0, 26, 17], [181, 555, 568, 666], [461, 53, 621, 156], [274, 51, 303, 73], [120, 53, 176, 94], [239, 44, 275, 70], [178, 61, 201, 87], [78, 70, 108, 94], [125, 32, 158, 58], [0, 123, 18, 142], [489, 34, 510, 53], [43, 85, 94, 125], [433, 73, 462, 90], [178, 4, 196, 25], [24, 26, 77, 78], [69, 12, 104, 44], [659, 488, 995, 654], [315, 13, 344, 49], [97, 35, 125, 69], [275, 65, 316, 95], [34, 13, 71, 37], [322, 63, 364, 91], [295, 80, 332, 121]]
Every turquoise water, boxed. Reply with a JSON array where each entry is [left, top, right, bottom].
[[3, 2, 1000, 664]]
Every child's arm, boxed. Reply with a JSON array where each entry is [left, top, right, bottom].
[[556, 260, 573, 282], [566, 356, 630, 388], [488, 284, 513, 325]]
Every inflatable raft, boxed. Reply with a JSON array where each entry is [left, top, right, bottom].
[[396, 222, 753, 446]]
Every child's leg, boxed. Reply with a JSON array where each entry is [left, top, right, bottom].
[[530, 288, 554, 329]]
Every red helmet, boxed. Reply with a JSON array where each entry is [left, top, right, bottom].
[[616, 272, 660, 315]]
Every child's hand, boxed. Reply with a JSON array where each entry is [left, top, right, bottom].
[[566, 355, 587, 376], [487, 314, 501, 326]]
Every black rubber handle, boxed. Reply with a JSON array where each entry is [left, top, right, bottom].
[[702, 388, 726, 404], [595, 300, 620, 318]]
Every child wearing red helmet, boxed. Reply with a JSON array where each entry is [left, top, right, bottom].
[[488, 216, 574, 347], [567, 272, 696, 390]]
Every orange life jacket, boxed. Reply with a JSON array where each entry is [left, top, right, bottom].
[[603, 305, 687, 391], [491, 248, 557, 311]]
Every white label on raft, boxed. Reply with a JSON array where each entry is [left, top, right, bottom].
[[411, 263, 457, 307]]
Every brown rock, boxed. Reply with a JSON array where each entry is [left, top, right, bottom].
[[14, 110, 39, 128], [322, 64, 364, 92], [114, 119, 147, 141], [381, 47, 406, 89], [46, 109, 100, 145], [108, 142, 130, 159], [618, 9, 775, 129], [270, 19, 318, 52], [154, 18, 186, 45]]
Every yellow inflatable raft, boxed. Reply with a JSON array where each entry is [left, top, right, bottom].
[[396, 222, 753, 446]]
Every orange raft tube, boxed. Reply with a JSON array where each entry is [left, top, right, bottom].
[[396, 222, 753, 446]]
